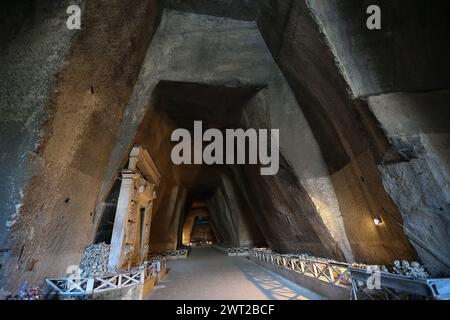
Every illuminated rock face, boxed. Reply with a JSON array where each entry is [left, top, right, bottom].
[[1, 0, 449, 293], [255, 0, 450, 274], [0, 0, 163, 291]]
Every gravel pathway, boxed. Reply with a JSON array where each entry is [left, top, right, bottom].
[[146, 247, 325, 300]]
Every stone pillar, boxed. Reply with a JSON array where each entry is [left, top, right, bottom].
[[137, 181, 156, 264], [139, 197, 154, 264], [108, 171, 138, 271]]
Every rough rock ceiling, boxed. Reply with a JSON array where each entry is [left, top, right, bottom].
[[155, 80, 261, 130], [163, 0, 259, 21]]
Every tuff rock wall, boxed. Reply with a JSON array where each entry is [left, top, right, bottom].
[[254, 0, 450, 274], [0, 0, 162, 291]]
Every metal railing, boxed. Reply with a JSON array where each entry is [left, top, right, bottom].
[[227, 247, 250, 256], [249, 248, 450, 300], [45, 261, 160, 296], [249, 248, 351, 288]]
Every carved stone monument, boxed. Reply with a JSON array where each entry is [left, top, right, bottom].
[[108, 146, 161, 271]]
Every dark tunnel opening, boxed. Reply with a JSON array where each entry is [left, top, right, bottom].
[[131, 80, 269, 252]]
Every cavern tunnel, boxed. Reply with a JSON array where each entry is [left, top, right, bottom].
[[0, 0, 450, 301]]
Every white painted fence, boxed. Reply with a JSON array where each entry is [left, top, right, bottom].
[[46, 260, 162, 296], [149, 248, 188, 260]]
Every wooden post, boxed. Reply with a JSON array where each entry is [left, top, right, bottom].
[[86, 278, 94, 294]]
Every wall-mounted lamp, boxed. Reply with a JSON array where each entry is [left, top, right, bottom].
[[373, 216, 383, 226]]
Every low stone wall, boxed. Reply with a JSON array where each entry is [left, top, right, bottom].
[[248, 256, 350, 300], [92, 283, 145, 300]]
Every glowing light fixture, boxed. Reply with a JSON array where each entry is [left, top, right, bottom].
[[373, 216, 383, 226]]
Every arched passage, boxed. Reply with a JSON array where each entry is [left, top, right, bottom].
[[181, 201, 211, 246]]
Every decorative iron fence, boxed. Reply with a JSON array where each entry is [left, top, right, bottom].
[[227, 247, 250, 256], [248, 248, 450, 300], [249, 248, 351, 288]]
